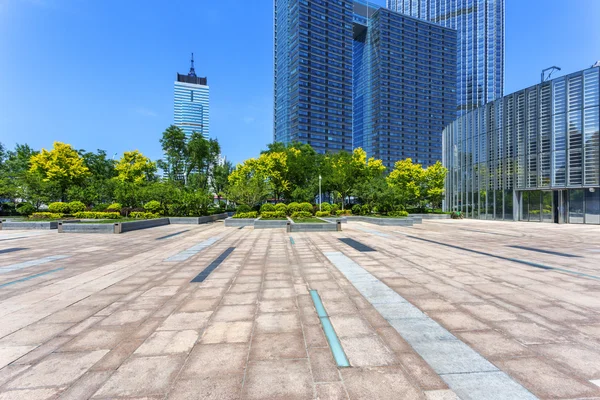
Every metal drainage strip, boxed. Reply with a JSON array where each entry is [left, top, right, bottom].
[[0, 248, 27, 254], [165, 237, 219, 262], [156, 230, 190, 240], [338, 238, 376, 252], [323, 251, 538, 400], [0, 255, 70, 274], [191, 247, 235, 283], [309, 290, 350, 367], [0, 268, 64, 288]]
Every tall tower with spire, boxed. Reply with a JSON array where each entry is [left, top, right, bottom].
[[174, 53, 209, 139]]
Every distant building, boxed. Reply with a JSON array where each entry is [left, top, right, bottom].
[[273, 0, 457, 168], [443, 65, 600, 224], [387, 0, 505, 116], [175, 54, 209, 138]]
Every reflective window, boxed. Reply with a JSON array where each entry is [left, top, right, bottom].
[[569, 189, 584, 223], [585, 189, 600, 224]]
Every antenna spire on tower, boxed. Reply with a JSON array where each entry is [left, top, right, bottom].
[[188, 52, 197, 77]]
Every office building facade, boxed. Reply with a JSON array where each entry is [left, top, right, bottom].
[[353, 1, 456, 167], [443, 66, 600, 224], [175, 55, 209, 138], [274, 0, 457, 169], [387, 0, 504, 115]]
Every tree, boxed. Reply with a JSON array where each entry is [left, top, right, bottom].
[[386, 158, 425, 210], [159, 125, 188, 182], [256, 151, 289, 202], [210, 160, 233, 202], [114, 150, 156, 184], [227, 158, 270, 207], [422, 161, 447, 209], [29, 142, 90, 201]]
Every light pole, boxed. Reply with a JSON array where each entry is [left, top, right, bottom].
[[319, 175, 322, 211]]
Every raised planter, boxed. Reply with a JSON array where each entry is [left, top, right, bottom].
[[409, 213, 451, 220], [0, 221, 59, 230], [346, 216, 414, 226], [60, 218, 170, 234], [254, 218, 290, 229], [119, 218, 170, 233], [224, 217, 257, 227], [169, 213, 228, 224], [322, 216, 348, 224], [287, 218, 342, 232]]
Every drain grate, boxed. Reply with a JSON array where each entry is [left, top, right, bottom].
[[191, 247, 235, 283], [156, 230, 190, 240], [339, 238, 375, 252], [0, 248, 27, 254], [310, 290, 350, 367]]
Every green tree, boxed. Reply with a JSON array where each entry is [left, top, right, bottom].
[[227, 158, 271, 207], [210, 160, 233, 202], [422, 161, 447, 209], [386, 158, 425, 211], [29, 142, 90, 201], [159, 125, 188, 182], [114, 150, 156, 184]]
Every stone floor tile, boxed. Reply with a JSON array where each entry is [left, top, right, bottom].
[[0, 365, 30, 387], [98, 309, 153, 326], [497, 321, 566, 345], [424, 389, 459, 400], [57, 370, 113, 400], [441, 371, 538, 400], [0, 388, 61, 400], [329, 315, 375, 338], [0, 346, 36, 369], [249, 332, 306, 360], [341, 366, 424, 400], [60, 328, 127, 351], [179, 343, 248, 378], [168, 375, 243, 400], [255, 312, 301, 333], [242, 359, 313, 400], [308, 347, 340, 382], [135, 330, 198, 355], [339, 336, 397, 367], [315, 382, 348, 400], [201, 321, 253, 344], [212, 305, 256, 322], [398, 352, 448, 390], [157, 311, 212, 331], [529, 343, 600, 380], [428, 311, 489, 331], [221, 292, 258, 305], [457, 330, 532, 359], [92, 355, 184, 398], [258, 299, 298, 313]]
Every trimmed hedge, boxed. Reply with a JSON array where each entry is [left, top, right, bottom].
[[236, 204, 252, 213], [144, 200, 162, 214], [48, 202, 70, 214], [130, 211, 160, 219], [16, 203, 35, 216], [291, 211, 312, 219], [336, 209, 351, 216], [68, 201, 86, 213], [287, 202, 300, 214], [274, 203, 287, 214], [320, 203, 332, 212], [388, 210, 409, 217], [30, 212, 63, 219], [73, 211, 121, 219], [106, 203, 122, 212], [260, 211, 286, 219], [299, 202, 313, 214], [260, 203, 275, 213], [315, 211, 330, 217], [351, 204, 361, 215], [232, 211, 257, 219]]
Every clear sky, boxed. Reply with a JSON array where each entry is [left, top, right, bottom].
[[1, 0, 599, 165]]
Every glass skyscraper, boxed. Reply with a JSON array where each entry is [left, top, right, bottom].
[[443, 66, 600, 224], [387, 0, 504, 115], [274, 0, 457, 168], [174, 55, 209, 138]]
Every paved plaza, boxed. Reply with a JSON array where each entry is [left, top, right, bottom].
[[1, 220, 600, 399]]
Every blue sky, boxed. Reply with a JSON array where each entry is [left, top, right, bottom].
[[1, 0, 599, 165]]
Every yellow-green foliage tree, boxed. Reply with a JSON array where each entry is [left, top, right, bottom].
[[386, 158, 424, 210], [256, 151, 289, 202], [422, 161, 447, 209], [227, 158, 271, 207], [114, 150, 157, 184], [29, 142, 89, 200]]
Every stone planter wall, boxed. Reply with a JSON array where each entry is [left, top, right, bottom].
[[169, 213, 228, 224], [346, 216, 414, 226], [224, 217, 257, 227], [0, 221, 59, 230], [254, 219, 290, 229], [409, 213, 451, 220]]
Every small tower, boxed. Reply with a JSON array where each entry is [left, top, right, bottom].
[[188, 53, 197, 77]]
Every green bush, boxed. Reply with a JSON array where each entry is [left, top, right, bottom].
[[232, 211, 258, 219], [144, 200, 162, 214], [299, 202, 313, 214], [92, 203, 109, 212], [336, 209, 351, 216], [320, 203, 332, 212], [68, 201, 86, 213], [351, 204, 361, 215], [48, 202, 70, 214], [30, 212, 63, 220], [106, 203, 122, 212], [388, 210, 408, 217], [331, 203, 339, 214], [287, 202, 300, 214], [130, 211, 159, 219], [236, 204, 251, 213], [260, 203, 275, 213], [291, 211, 312, 219], [16, 203, 35, 216], [260, 211, 286, 219], [315, 211, 330, 217], [360, 204, 371, 215], [274, 203, 288, 214], [73, 211, 121, 219]]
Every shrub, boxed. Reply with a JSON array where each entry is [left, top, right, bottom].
[[48, 202, 70, 214], [130, 211, 159, 219], [68, 201, 86, 213], [260, 203, 275, 213], [30, 212, 63, 220], [260, 211, 286, 219], [331, 203, 339, 214], [351, 204, 361, 215], [236, 204, 251, 213], [274, 203, 288, 214], [320, 203, 332, 212], [336, 209, 351, 216], [299, 202, 313, 214], [360, 204, 371, 216], [144, 200, 162, 214], [291, 211, 312, 219], [315, 211, 330, 217], [16, 203, 35, 216], [106, 203, 122, 212], [287, 202, 301, 214], [388, 210, 408, 217], [73, 211, 121, 219], [233, 211, 258, 219], [91, 203, 109, 212]]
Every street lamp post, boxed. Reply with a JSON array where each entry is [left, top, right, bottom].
[[319, 175, 322, 211]]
